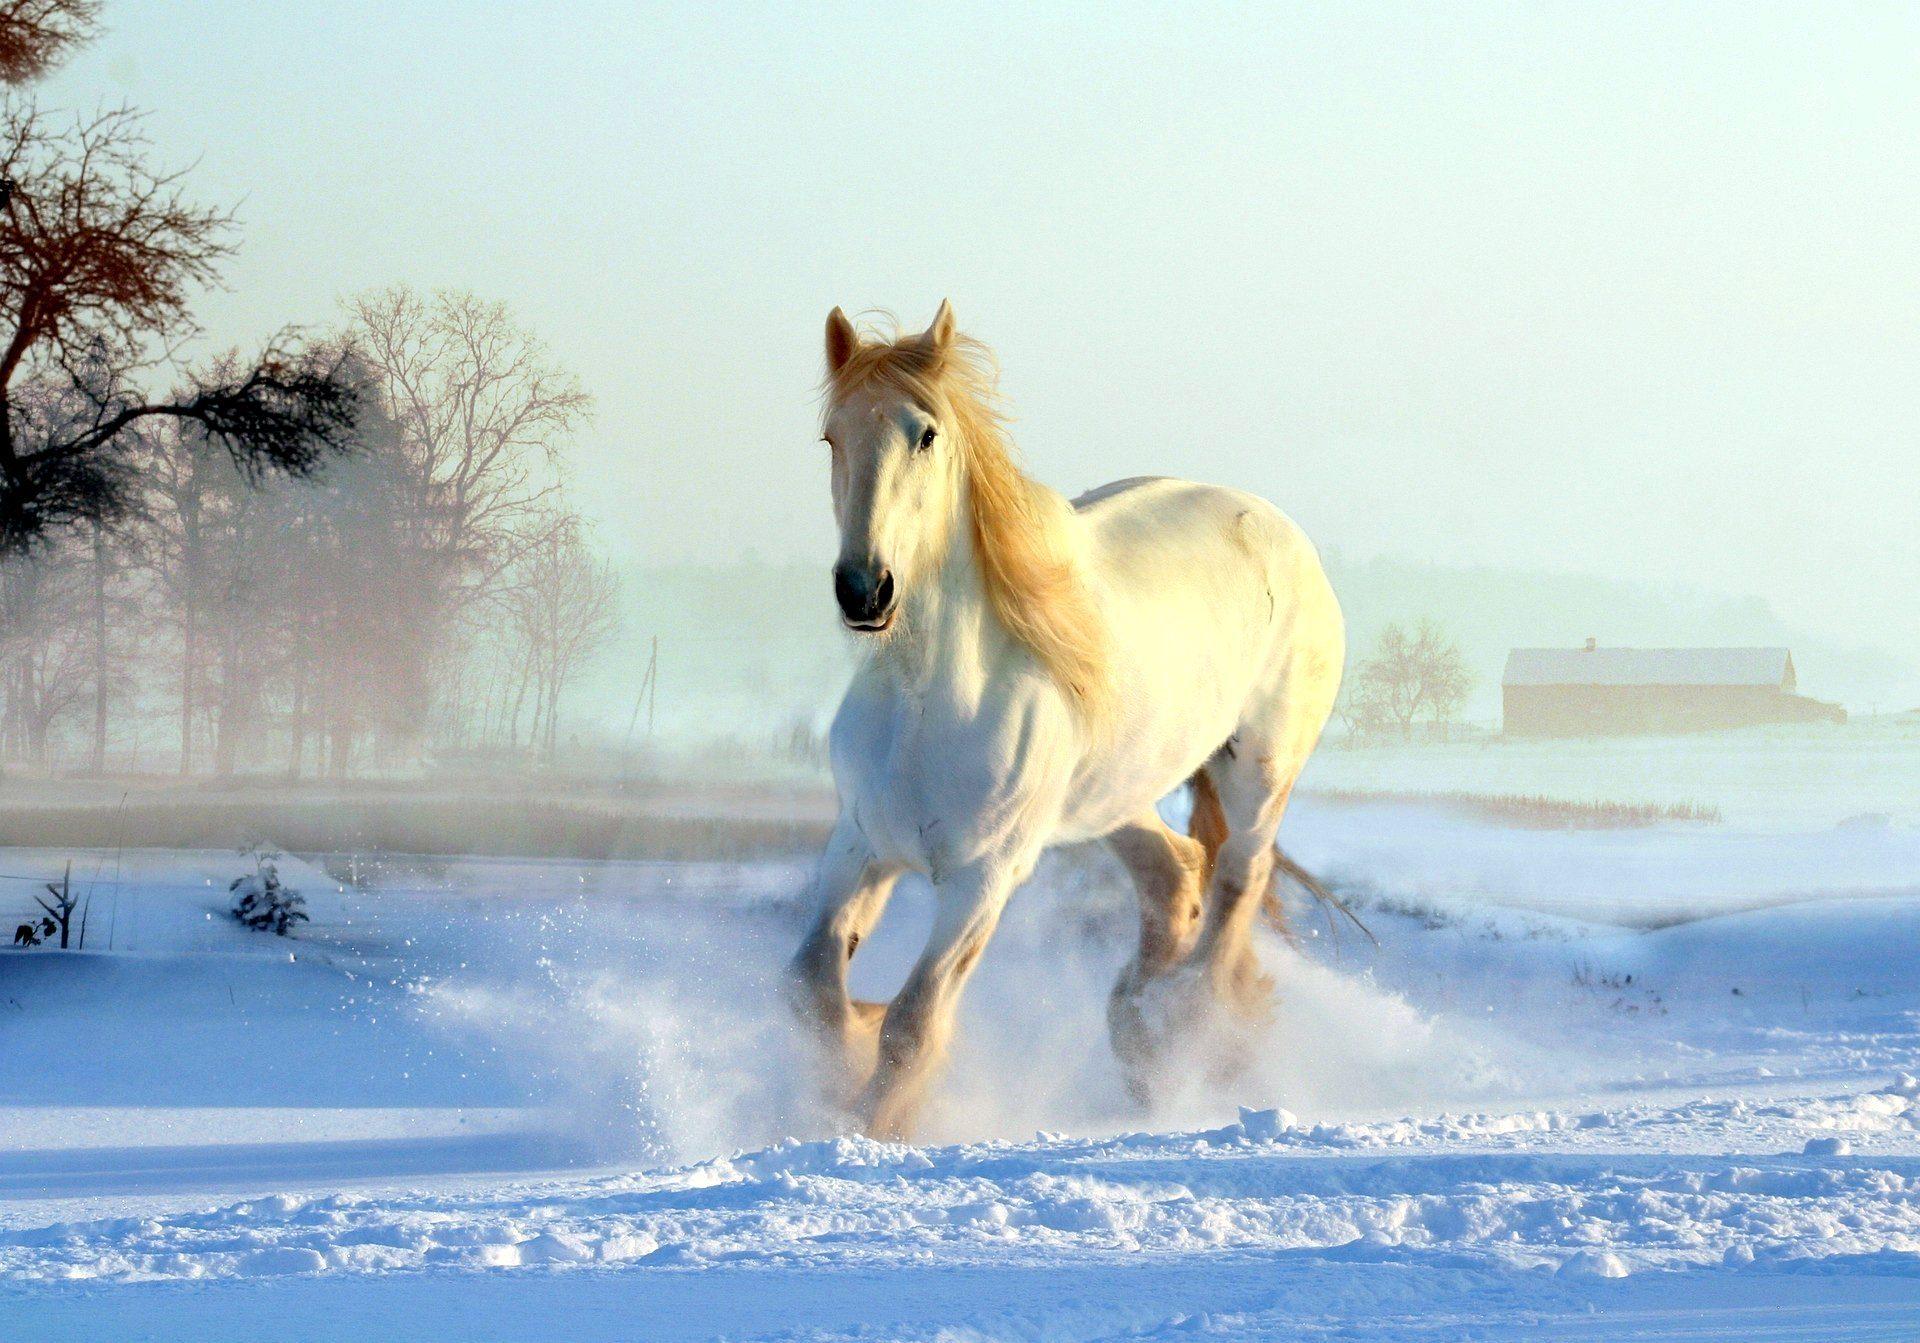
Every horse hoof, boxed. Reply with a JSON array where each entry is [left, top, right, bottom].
[[1106, 995, 1167, 1108], [1107, 966, 1218, 1105]]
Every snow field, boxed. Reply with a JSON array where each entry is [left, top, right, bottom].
[[3, 784, 1919, 1339], [6, 1081, 1920, 1290]]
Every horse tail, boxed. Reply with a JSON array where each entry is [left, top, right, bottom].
[[1187, 768, 1228, 882], [1274, 847, 1378, 949]]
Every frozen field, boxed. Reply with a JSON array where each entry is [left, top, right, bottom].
[[1303, 716, 1920, 830], [1, 789, 1919, 1339]]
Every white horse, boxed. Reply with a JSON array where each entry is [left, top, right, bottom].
[[790, 301, 1344, 1138]]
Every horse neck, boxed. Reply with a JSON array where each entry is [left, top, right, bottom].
[[881, 476, 1005, 697]]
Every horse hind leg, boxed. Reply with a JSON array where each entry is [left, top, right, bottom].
[[1104, 810, 1209, 1103], [1192, 744, 1305, 1022]]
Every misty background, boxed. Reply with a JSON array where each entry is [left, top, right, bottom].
[[18, 0, 1920, 763]]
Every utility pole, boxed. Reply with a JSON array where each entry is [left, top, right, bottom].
[[619, 636, 659, 785]]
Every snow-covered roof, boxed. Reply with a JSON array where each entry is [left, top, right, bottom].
[[1503, 646, 1794, 689]]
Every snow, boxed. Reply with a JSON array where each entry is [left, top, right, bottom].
[[2, 788, 1919, 1339], [1302, 716, 1920, 830], [10, 1099, 1920, 1283]]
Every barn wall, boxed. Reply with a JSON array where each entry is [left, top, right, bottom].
[[1502, 685, 1844, 737]]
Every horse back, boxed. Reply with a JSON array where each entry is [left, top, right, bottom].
[[1074, 473, 1344, 734]]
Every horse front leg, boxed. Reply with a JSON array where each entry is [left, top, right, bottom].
[[860, 859, 1020, 1141], [787, 820, 903, 1109]]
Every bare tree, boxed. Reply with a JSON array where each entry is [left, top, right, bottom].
[[346, 286, 589, 589], [127, 361, 460, 780], [0, 532, 85, 762], [1421, 623, 1473, 739], [139, 409, 319, 776], [0, 0, 98, 85], [138, 418, 220, 771], [273, 406, 437, 778], [0, 102, 361, 552], [84, 514, 133, 771], [1347, 618, 1474, 741], [498, 510, 618, 760], [31, 859, 78, 946], [344, 286, 589, 745]]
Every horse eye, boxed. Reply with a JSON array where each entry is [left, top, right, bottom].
[[918, 426, 937, 450]]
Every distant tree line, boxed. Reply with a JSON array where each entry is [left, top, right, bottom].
[[0, 3, 620, 776], [0, 287, 622, 776]]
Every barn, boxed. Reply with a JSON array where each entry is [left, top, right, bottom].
[[1501, 640, 1846, 737]]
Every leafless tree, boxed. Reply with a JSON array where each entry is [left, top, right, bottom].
[[1347, 618, 1474, 741], [344, 286, 589, 746], [346, 286, 589, 590], [138, 409, 320, 776], [1422, 624, 1473, 738], [0, 533, 85, 761], [0, 0, 99, 85], [0, 102, 361, 551], [83, 514, 138, 772], [137, 419, 220, 772], [32, 859, 79, 946], [498, 510, 619, 760], [273, 403, 437, 778]]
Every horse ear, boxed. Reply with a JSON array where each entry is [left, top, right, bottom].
[[924, 299, 955, 351], [825, 307, 859, 374]]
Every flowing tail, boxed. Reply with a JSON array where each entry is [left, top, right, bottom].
[[1188, 771, 1376, 949]]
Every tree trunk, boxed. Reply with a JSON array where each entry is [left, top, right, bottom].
[[26, 658, 47, 768], [91, 523, 109, 775], [180, 601, 197, 775], [213, 698, 236, 776], [507, 668, 531, 751], [287, 655, 306, 781], [212, 634, 240, 778], [328, 699, 351, 779], [531, 676, 550, 760]]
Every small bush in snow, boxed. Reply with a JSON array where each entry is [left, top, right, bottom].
[[230, 853, 309, 937]]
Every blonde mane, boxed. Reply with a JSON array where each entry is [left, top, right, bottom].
[[826, 324, 1115, 732]]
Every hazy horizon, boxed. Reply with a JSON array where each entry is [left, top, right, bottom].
[[35, 2, 1920, 678]]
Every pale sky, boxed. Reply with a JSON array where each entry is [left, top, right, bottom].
[[38, 2, 1920, 667]]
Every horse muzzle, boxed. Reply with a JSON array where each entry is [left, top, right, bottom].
[[834, 562, 896, 632]]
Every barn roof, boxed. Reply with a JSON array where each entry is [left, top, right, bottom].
[[1503, 646, 1794, 689]]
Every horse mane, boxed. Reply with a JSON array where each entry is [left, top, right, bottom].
[[825, 321, 1114, 733]]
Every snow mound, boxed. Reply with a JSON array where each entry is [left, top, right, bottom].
[[8, 1089, 1920, 1290]]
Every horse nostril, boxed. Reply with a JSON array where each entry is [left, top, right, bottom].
[[873, 569, 894, 613], [833, 565, 861, 618]]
